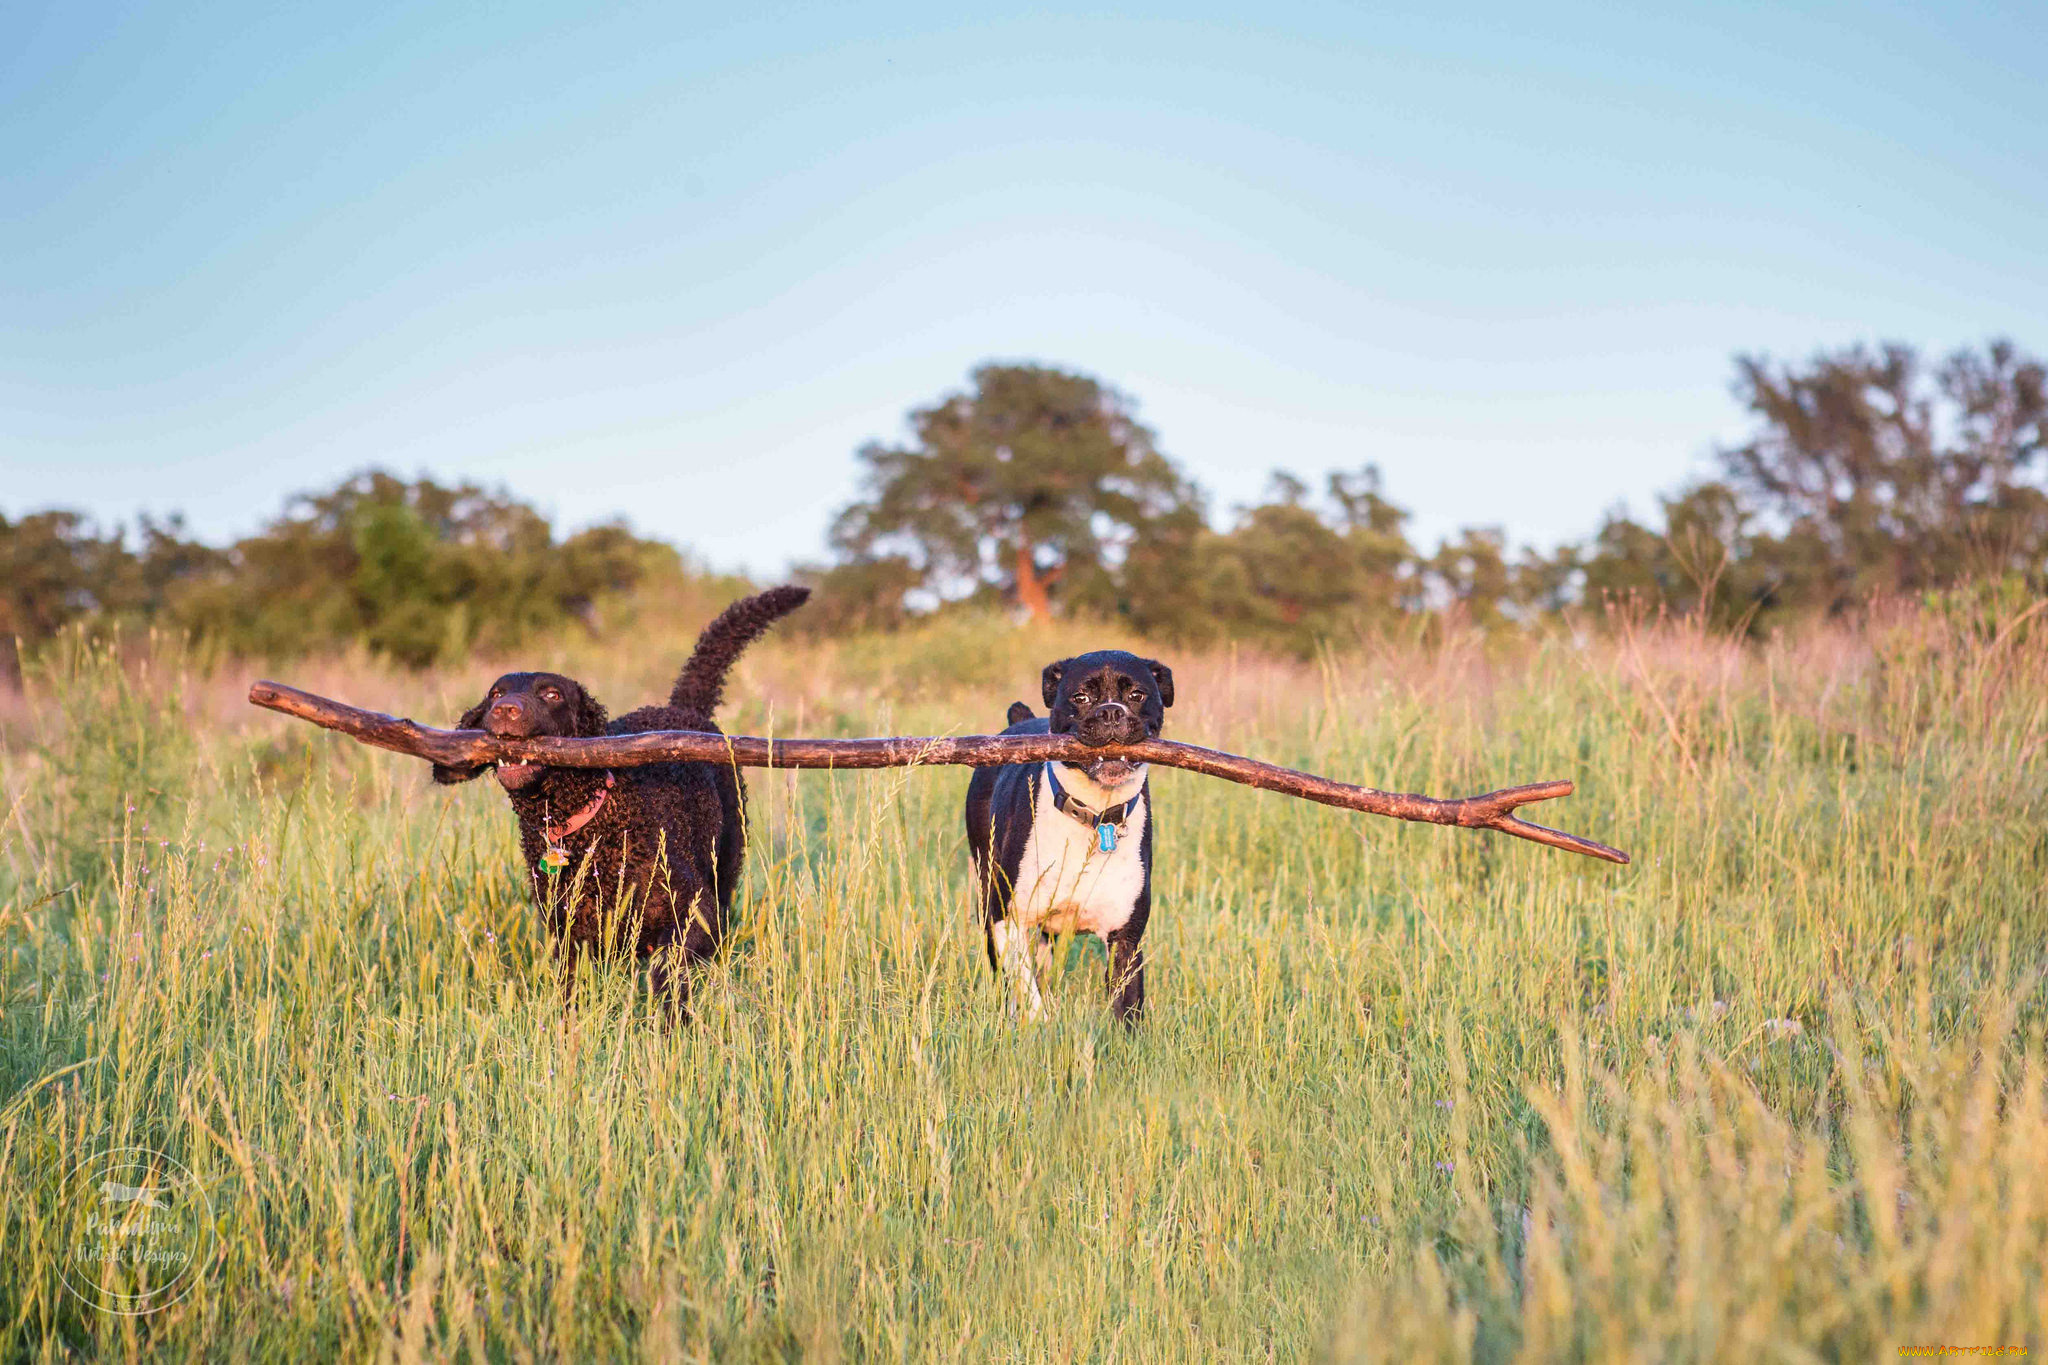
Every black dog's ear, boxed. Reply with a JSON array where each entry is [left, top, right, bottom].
[[1041, 659, 1067, 708], [572, 686, 609, 737], [1007, 700, 1035, 725], [1145, 659, 1174, 708], [433, 700, 491, 785]]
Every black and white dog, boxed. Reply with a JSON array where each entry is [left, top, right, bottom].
[[964, 650, 1173, 1023]]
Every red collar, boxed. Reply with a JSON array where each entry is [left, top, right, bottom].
[[544, 771, 614, 843]]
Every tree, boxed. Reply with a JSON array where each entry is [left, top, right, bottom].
[[0, 510, 220, 681], [1719, 339, 2048, 613], [166, 471, 668, 666], [1179, 467, 1418, 655], [1570, 483, 1765, 629], [0, 512, 130, 652], [831, 364, 1201, 622], [1424, 527, 1515, 630], [791, 555, 923, 636]]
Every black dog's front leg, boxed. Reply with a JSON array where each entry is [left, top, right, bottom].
[[1105, 927, 1145, 1025]]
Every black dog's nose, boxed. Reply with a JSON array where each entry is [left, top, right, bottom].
[[485, 696, 536, 737], [1078, 701, 1136, 745]]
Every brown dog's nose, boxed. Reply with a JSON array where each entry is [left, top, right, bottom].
[[485, 696, 536, 736]]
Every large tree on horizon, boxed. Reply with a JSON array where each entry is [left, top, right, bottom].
[[1718, 338, 2047, 610], [829, 363, 1200, 622]]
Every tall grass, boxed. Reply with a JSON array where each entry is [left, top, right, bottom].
[[2, 605, 2044, 1361]]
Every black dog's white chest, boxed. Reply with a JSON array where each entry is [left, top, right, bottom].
[[1007, 767, 1149, 936]]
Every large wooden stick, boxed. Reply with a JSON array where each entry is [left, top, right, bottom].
[[247, 679, 1630, 865]]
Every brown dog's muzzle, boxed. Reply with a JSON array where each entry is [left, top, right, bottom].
[[486, 696, 539, 737], [485, 696, 546, 789]]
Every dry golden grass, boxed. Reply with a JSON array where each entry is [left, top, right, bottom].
[[2, 600, 2044, 1361]]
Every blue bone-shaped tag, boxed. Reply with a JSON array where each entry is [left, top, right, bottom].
[[1097, 823, 1118, 853]]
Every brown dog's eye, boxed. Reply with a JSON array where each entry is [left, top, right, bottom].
[[541, 687, 562, 702]]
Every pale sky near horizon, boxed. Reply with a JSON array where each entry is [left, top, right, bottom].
[[5, 2, 2044, 577]]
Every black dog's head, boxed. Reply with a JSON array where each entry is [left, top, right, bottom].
[[432, 671, 609, 792], [1041, 650, 1173, 783]]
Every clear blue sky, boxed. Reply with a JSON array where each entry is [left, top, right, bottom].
[[5, 1, 2044, 575]]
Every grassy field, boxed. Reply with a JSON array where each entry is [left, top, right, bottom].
[[2, 603, 2045, 1362]]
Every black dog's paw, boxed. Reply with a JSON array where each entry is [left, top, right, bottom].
[[1006, 700, 1035, 725], [431, 762, 487, 785]]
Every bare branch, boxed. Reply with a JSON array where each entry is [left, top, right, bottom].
[[248, 679, 1631, 866]]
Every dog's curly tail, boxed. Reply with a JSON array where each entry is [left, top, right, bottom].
[[669, 585, 811, 725]]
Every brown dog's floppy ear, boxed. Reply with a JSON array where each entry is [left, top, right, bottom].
[[571, 686, 609, 737], [432, 700, 491, 785], [1145, 659, 1174, 708], [1041, 660, 1067, 708]]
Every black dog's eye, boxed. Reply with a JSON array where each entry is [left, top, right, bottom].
[[541, 687, 562, 703], [1071, 691, 1090, 706], [488, 687, 502, 699]]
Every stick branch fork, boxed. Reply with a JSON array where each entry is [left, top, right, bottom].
[[247, 679, 1630, 865]]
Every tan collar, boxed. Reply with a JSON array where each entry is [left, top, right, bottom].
[[544, 771, 614, 843]]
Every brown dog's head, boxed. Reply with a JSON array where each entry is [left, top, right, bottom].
[[432, 671, 609, 791]]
